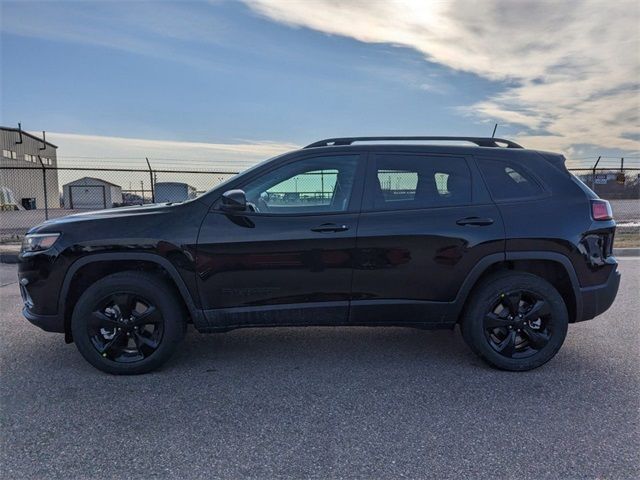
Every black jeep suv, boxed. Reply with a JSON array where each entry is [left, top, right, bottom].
[[18, 136, 620, 374]]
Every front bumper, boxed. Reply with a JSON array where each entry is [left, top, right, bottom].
[[578, 267, 621, 322], [22, 306, 64, 333]]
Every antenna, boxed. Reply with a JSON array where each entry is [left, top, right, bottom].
[[16, 122, 23, 144], [491, 123, 498, 138]]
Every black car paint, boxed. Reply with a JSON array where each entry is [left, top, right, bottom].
[[18, 144, 619, 337]]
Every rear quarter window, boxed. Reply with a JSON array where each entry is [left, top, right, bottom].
[[477, 158, 545, 201]]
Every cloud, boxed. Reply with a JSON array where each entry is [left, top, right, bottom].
[[244, 0, 640, 154], [45, 132, 299, 171]]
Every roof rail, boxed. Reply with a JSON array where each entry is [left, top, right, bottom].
[[304, 136, 523, 149]]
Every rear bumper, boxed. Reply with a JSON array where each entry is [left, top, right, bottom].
[[578, 268, 621, 322], [22, 306, 64, 333]]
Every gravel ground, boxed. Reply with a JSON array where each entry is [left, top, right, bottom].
[[1, 260, 639, 479]]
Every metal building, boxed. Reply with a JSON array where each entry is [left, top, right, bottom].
[[0, 126, 59, 209], [154, 182, 198, 203], [63, 177, 123, 209]]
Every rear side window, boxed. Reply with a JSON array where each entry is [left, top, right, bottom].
[[370, 154, 471, 210], [478, 159, 544, 201]]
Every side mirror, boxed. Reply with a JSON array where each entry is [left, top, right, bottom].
[[220, 189, 247, 212]]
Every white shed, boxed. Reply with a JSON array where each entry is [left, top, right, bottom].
[[63, 177, 123, 209], [154, 182, 197, 203]]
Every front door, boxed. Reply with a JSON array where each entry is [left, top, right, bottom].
[[196, 153, 365, 327]]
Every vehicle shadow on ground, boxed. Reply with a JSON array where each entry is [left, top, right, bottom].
[[168, 325, 474, 371]]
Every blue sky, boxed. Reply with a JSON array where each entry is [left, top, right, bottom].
[[1, 0, 638, 170]]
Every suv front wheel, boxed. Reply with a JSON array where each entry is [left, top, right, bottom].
[[461, 272, 569, 371], [71, 271, 186, 374]]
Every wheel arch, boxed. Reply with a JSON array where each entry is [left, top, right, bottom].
[[60, 253, 203, 341], [453, 251, 582, 323]]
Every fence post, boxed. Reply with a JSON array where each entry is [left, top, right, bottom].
[[145, 157, 155, 203], [37, 155, 49, 220], [592, 156, 601, 190]]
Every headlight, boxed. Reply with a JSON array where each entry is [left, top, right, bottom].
[[21, 233, 61, 253]]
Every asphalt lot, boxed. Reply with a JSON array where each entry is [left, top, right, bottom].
[[1, 260, 638, 479]]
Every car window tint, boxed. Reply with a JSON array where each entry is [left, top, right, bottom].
[[371, 154, 471, 210], [478, 159, 543, 200], [242, 155, 359, 214]]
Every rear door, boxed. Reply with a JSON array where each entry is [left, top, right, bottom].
[[196, 153, 365, 327], [350, 151, 504, 325]]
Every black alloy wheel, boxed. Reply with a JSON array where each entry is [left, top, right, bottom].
[[72, 271, 186, 374], [89, 293, 164, 363], [461, 272, 568, 371], [483, 290, 552, 359]]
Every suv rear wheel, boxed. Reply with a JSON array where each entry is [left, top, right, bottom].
[[461, 272, 568, 371], [71, 271, 186, 374]]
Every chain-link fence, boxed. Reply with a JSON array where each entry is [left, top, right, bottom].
[[0, 162, 239, 241], [567, 168, 640, 224], [1, 158, 639, 243]]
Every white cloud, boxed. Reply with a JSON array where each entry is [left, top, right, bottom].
[[45, 132, 298, 171], [245, 0, 640, 154]]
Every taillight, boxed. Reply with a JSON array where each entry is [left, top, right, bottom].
[[591, 200, 613, 221]]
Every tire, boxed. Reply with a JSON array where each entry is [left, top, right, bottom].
[[461, 271, 568, 371], [71, 271, 186, 374]]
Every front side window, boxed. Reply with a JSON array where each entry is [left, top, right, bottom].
[[478, 159, 544, 201], [370, 154, 472, 210], [240, 155, 359, 214]]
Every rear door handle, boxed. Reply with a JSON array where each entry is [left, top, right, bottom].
[[456, 217, 494, 226], [311, 223, 350, 233]]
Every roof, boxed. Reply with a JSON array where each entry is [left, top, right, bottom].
[[298, 136, 562, 160], [305, 136, 523, 149], [155, 181, 196, 189], [0, 126, 58, 148], [64, 177, 122, 188]]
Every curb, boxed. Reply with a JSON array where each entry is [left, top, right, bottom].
[[0, 252, 20, 264], [613, 248, 640, 257]]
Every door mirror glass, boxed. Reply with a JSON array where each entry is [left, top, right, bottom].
[[220, 189, 247, 211]]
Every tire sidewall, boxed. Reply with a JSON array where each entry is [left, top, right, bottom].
[[71, 272, 185, 374], [463, 273, 569, 371]]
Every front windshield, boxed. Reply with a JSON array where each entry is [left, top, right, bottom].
[[184, 152, 290, 204]]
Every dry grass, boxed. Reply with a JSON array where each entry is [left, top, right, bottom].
[[615, 226, 640, 248]]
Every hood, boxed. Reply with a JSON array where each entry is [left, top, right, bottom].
[[28, 203, 177, 233]]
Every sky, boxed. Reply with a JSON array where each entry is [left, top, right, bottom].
[[1, 0, 639, 170]]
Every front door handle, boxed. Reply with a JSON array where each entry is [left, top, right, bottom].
[[456, 217, 494, 226], [311, 223, 350, 233]]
